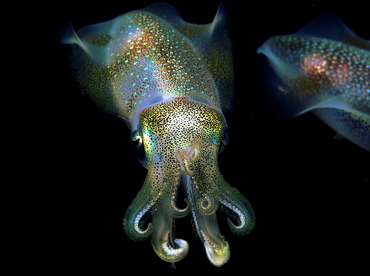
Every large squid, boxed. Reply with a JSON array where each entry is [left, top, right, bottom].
[[61, 3, 255, 266], [258, 14, 370, 151]]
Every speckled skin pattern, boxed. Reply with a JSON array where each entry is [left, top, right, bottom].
[[258, 14, 370, 151], [61, 3, 255, 266]]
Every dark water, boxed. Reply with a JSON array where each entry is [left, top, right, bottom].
[[10, 0, 368, 274]]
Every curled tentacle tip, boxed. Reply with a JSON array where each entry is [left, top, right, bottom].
[[123, 217, 153, 241], [227, 216, 253, 236], [220, 198, 255, 235], [204, 240, 230, 267], [135, 222, 153, 236], [172, 199, 190, 218], [174, 238, 189, 252], [155, 238, 189, 263], [198, 197, 218, 215], [229, 218, 255, 236]]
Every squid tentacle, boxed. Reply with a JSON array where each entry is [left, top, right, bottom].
[[184, 175, 230, 267], [197, 193, 219, 215], [171, 198, 190, 218], [218, 178, 255, 235], [123, 177, 159, 241], [151, 204, 189, 263], [190, 204, 230, 267]]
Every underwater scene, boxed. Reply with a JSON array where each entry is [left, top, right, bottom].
[[12, 0, 368, 274]]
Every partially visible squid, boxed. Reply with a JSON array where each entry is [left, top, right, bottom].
[[61, 3, 255, 266], [258, 14, 370, 151]]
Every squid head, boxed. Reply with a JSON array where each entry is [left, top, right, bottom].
[[124, 97, 254, 266]]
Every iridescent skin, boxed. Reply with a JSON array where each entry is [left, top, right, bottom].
[[61, 3, 255, 266], [258, 14, 370, 151]]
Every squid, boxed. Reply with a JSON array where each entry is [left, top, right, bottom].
[[61, 3, 255, 266], [258, 14, 370, 151]]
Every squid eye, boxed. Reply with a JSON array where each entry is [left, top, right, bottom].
[[219, 126, 229, 154], [131, 130, 147, 166], [131, 130, 142, 146]]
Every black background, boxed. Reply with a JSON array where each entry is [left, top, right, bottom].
[[10, 0, 368, 274]]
